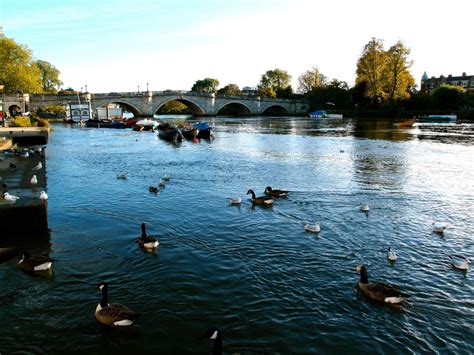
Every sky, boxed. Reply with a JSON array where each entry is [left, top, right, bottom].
[[1, 0, 473, 93]]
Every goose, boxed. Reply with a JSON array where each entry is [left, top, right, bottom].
[[9, 162, 16, 171], [18, 252, 52, 272], [95, 282, 139, 327], [138, 223, 159, 249], [264, 186, 289, 197], [360, 203, 370, 212], [3, 192, 20, 204], [449, 255, 470, 271], [31, 175, 38, 186], [304, 223, 320, 233], [432, 222, 448, 234], [247, 189, 273, 205], [116, 173, 128, 179], [201, 327, 222, 355], [227, 197, 241, 204], [32, 162, 43, 171], [159, 179, 166, 187], [387, 247, 397, 262], [162, 175, 171, 181], [148, 186, 158, 193], [355, 265, 409, 304], [39, 191, 48, 201]]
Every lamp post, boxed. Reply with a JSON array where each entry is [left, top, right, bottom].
[[138, 85, 140, 94], [146, 82, 149, 92], [85, 84, 88, 93]]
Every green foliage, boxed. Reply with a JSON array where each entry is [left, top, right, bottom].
[[258, 69, 292, 98], [431, 85, 465, 110], [36, 60, 63, 93], [35, 104, 66, 118], [217, 84, 241, 96], [0, 37, 42, 93], [298, 66, 326, 94], [356, 38, 387, 103], [58, 87, 79, 95], [9, 116, 32, 127], [191, 78, 220, 94], [158, 101, 190, 113]]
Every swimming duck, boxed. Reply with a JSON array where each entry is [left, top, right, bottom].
[[148, 186, 158, 193], [449, 255, 470, 271], [18, 252, 52, 272], [387, 247, 397, 262], [247, 189, 273, 205], [95, 282, 139, 327], [3, 192, 20, 204], [138, 223, 159, 249], [360, 203, 370, 212], [31, 175, 38, 186], [227, 197, 241, 204], [39, 191, 48, 201], [355, 265, 409, 304], [432, 222, 448, 234], [201, 327, 222, 355], [304, 223, 320, 233], [32, 162, 43, 171], [264, 186, 289, 197]]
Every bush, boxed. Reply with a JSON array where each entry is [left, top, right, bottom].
[[9, 116, 32, 127], [37, 119, 50, 127]]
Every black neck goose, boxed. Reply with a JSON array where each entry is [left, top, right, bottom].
[[246, 189, 273, 205], [355, 265, 409, 304], [202, 327, 222, 355], [264, 186, 289, 197], [18, 252, 52, 272], [95, 282, 139, 327], [138, 223, 159, 249]]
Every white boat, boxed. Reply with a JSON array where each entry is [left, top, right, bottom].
[[309, 110, 343, 119], [417, 114, 457, 122]]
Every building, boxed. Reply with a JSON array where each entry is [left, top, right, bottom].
[[65, 102, 92, 122], [421, 72, 474, 94]]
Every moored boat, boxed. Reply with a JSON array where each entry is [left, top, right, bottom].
[[133, 119, 159, 131], [193, 121, 213, 139], [417, 114, 457, 122], [309, 110, 343, 119], [394, 118, 416, 128], [157, 123, 184, 142], [85, 119, 127, 128], [179, 125, 199, 140]]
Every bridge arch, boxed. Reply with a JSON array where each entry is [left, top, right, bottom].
[[153, 98, 205, 116], [95, 100, 141, 117], [261, 105, 290, 116], [215, 101, 252, 116]]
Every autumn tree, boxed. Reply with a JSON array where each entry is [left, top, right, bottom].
[[384, 41, 414, 101], [258, 69, 292, 98], [356, 38, 387, 103], [191, 78, 220, 94], [297, 66, 327, 94], [217, 84, 241, 96], [36, 60, 63, 93]]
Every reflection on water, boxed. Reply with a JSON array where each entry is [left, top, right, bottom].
[[0, 118, 473, 354]]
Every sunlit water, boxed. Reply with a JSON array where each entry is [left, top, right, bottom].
[[1, 117, 473, 354]]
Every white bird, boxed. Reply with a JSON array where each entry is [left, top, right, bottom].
[[432, 222, 448, 234], [21, 151, 29, 158], [159, 179, 166, 187], [449, 256, 470, 271], [3, 192, 20, 204], [31, 175, 38, 185], [32, 162, 43, 171], [39, 191, 48, 201], [340, 148, 344, 153], [360, 203, 370, 212], [387, 247, 397, 262], [228, 197, 242, 204], [162, 175, 171, 181], [304, 223, 320, 233]]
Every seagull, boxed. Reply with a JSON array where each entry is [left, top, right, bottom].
[[360, 203, 370, 212], [39, 191, 48, 201], [387, 247, 397, 262], [432, 222, 448, 234], [31, 175, 38, 186], [449, 256, 470, 271], [3, 192, 20, 204], [304, 223, 320, 233], [32, 162, 43, 171], [228, 197, 242, 204]]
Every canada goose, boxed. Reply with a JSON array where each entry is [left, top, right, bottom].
[[449, 255, 470, 271], [227, 197, 241, 204], [95, 282, 139, 327], [32, 162, 43, 171], [201, 327, 222, 355], [304, 223, 320, 233], [148, 186, 158, 193], [138, 223, 159, 249], [432, 222, 448, 234], [355, 265, 409, 304], [18, 252, 52, 272], [360, 203, 370, 212], [387, 247, 397, 262], [264, 186, 289, 197], [31, 175, 38, 186], [246, 189, 273, 205], [9, 162, 16, 171], [39, 191, 48, 201], [3, 192, 20, 204], [116, 173, 128, 179]]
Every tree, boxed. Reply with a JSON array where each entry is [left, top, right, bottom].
[[191, 78, 219, 94], [0, 37, 42, 93], [431, 85, 465, 110], [36, 60, 63, 93], [217, 84, 241, 96], [384, 41, 414, 101], [355, 38, 387, 103], [297, 66, 326, 94], [258, 69, 292, 98]]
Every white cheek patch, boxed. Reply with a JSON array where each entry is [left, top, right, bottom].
[[99, 285, 104, 290], [210, 330, 218, 340]]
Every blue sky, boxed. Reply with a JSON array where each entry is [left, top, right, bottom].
[[1, 0, 473, 93]]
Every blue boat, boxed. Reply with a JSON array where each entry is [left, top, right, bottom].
[[193, 121, 213, 139]]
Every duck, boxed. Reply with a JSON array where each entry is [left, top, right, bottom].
[[247, 189, 273, 205], [39, 191, 48, 201], [304, 223, 320, 233], [116, 173, 128, 179], [138, 223, 159, 249], [95, 282, 139, 327], [31, 175, 38, 186], [148, 186, 158, 193], [387, 247, 397, 262], [18, 252, 52, 272], [360, 203, 370, 212], [162, 175, 171, 181], [227, 197, 241, 204], [3, 192, 20, 204], [355, 265, 409, 304], [449, 255, 470, 271], [264, 186, 289, 197], [32, 162, 43, 171], [201, 326, 222, 355], [432, 222, 448, 234], [9, 162, 16, 171], [159, 179, 166, 187]]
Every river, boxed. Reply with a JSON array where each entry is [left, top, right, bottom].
[[1, 117, 473, 354]]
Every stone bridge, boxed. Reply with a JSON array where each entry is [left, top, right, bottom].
[[28, 91, 309, 117]]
